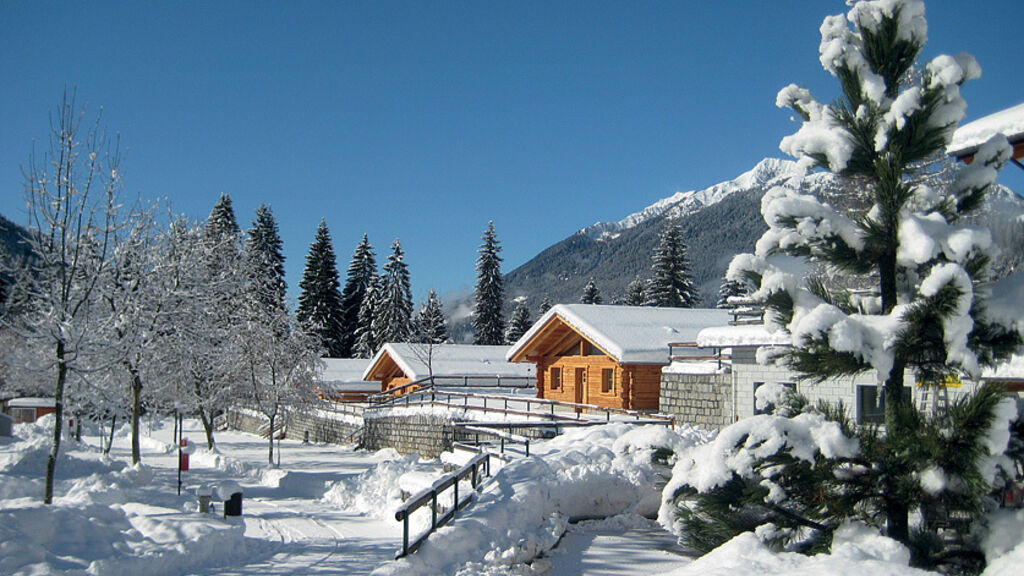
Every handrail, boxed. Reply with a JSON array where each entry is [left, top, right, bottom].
[[456, 424, 531, 458], [393, 452, 492, 558], [368, 374, 536, 406], [367, 388, 674, 426]]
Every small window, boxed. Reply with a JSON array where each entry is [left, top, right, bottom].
[[550, 367, 562, 390], [601, 368, 614, 393], [857, 385, 910, 424]]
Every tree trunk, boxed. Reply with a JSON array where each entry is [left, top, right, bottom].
[[44, 341, 67, 505], [883, 357, 910, 544], [198, 408, 216, 449], [105, 414, 116, 455], [268, 413, 275, 465], [128, 362, 143, 464]]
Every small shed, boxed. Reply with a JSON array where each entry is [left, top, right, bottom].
[[315, 358, 380, 402], [363, 343, 535, 393], [507, 304, 732, 411], [3, 397, 57, 424]]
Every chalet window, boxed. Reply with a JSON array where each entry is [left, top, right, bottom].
[[601, 368, 614, 393], [584, 341, 601, 356], [550, 367, 562, 390], [560, 341, 581, 356], [857, 385, 910, 425]]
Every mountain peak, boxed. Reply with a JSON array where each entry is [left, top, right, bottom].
[[580, 158, 799, 241]]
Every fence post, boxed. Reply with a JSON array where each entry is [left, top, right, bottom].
[[453, 477, 459, 519], [431, 491, 437, 530], [525, 439, 530, 458], [403, 515, 409, 557]]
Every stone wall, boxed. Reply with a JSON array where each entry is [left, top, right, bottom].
[[226, 407, 363, 446], [660, 372, 733, 430], [362, 414, 456, 458], [288, 409, 363, 445]]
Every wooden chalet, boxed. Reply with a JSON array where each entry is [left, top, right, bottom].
[[948, 102, 1024, 170], [506, 304, 732, 411], [363, 343, 534, 393], [2, 397, 57, 424]]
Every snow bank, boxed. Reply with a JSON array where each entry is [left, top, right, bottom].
[[371, 423, 706, 575], [322, 449, 443, 520], [0, 417, 251, 576], [658, 524, 933, 576]]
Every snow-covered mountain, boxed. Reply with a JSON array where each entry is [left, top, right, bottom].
[[580, 158, 804, 241], [500, 157, 1024, 312]]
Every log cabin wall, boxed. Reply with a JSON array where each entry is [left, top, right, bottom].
[[533, 341, 641, 410]]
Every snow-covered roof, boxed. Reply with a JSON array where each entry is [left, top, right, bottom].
[[696, 324, 792, 348], [364, 343, 534, 382], [316, 358, 379, 392], [947, 102, 1024, 158], [983, 354, 1024, 381], [507, 304, 732, 365], [6, 397, 56, 408]]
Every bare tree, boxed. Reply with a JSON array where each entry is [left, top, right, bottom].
[[7, 91, 124, 504]]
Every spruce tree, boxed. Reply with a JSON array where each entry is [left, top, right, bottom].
[[374, 239, 414, 344], [715, 277, 748, 310], [726, 0, 1022, 555], [505, 298, 533, 344], [338, 235, 376, 357], [648, 223, 698, 308], [474, 221, 505, 345], [623, 275, 647, 306], [244, 204, 287, 317], [538, 297, 553, 316], [416, 289, 448, 345], [353, 274, 380, 358], [580, 278, 602, 304], [296, 220, 344, 357]]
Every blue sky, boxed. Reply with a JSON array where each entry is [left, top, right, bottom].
[[2, 1, 1021, 304]]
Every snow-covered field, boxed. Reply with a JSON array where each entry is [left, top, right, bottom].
[[3, 416, 1024, 575]]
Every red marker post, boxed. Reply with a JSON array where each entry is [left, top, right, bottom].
[[178, 437, 195, 495]]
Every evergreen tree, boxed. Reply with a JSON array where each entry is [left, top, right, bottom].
[[647, 223, 698, 308], [538, 297, 553, 316], [338, 235, 377, 357], [580, 278, 602, 305], [353, 274, 380, 358], [474, 221, 505, 345], [244, 204, 287, 317], [623, 275, 647, 306], [416, 289, 448, 344], [374, 238, 414, 344], [206, 193, 241, 240], [296, 220, 344, 357], [715, 277, 748, 310], [505, 298, 533, 344], [721, 0, 1022, 562]]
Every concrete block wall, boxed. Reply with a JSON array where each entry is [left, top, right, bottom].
[[226, 407, 363, 446], [660, 372, 733, 430]]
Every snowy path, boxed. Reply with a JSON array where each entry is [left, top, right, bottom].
[[545, 518, 693, 575], [89, 419, 402, 575]]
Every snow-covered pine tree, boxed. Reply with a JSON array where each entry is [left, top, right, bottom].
[[580, 279, 602, 305], [296, 220, 344, 357], [474, 221, 505, 345], [715, 277, 748, 310], [353, 274, 380, 358], [538, 297, 553, 316], [244, 204, 287, 318], [416, 289, 448, 345], [374, 239, 414, 344], [623, 275, 647, 306], [647, 223, 699, 308], [726, 0, 1022, 554], [505, 298, 533, 344], [338, 235, 377, 357]]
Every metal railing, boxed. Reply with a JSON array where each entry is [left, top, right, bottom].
[[368, 375, 535, 405], [394, 452, 492, 558]]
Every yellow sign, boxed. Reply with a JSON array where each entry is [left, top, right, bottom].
[[915, 374, 962, 388]]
